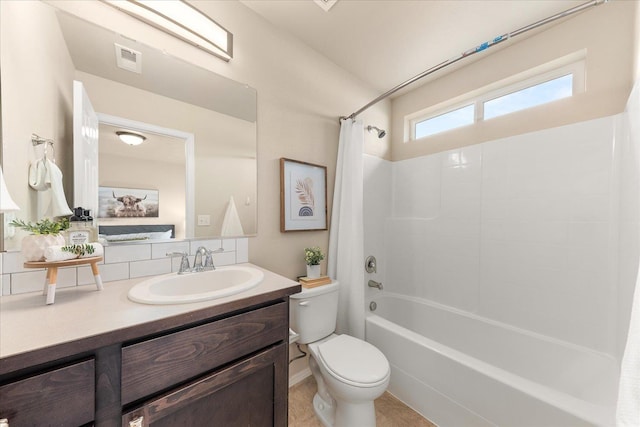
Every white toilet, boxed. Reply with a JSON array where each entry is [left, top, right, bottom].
[[290, 281, 390, 427]]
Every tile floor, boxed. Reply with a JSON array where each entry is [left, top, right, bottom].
[[288, 376, 436, 427]]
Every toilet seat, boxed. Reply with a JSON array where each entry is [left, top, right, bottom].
[[316, 335, 390, 388]]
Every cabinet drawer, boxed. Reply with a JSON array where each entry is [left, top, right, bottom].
[[0, 359, 95, 426], [122, 343, 288, 427], [121, 302, 287, 404]]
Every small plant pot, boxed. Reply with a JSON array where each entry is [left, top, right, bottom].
[[306, 264, 321, 279], [21, 234, 65, 262]]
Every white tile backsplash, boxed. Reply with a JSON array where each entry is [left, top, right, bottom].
[[151, 241, 190, 259], [104, 244, 151, 264], [1, 237, 248, 296], [236, 238, 249, 263], [130, 258, 172, 278], [99, 262, 132, 282]]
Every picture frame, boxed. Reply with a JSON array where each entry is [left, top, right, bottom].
[[98, 186, 159, 218], [280, 158, 327, 232]]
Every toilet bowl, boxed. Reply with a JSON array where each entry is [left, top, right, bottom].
[[290, 281, 390, 427], [308, 334, 390, 427]]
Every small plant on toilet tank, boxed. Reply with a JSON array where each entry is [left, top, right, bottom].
[[304, 246, 324, 278]]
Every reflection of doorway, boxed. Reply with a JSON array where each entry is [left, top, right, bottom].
[[97, 114, 194, 239]]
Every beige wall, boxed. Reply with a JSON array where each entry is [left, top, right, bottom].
[[635, 0, 640, 83], [1, 0, 76, 248], [391, 0, 635, 161]]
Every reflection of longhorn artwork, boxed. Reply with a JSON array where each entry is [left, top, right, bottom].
[[280, 158, 327, 232], [98, 187, 159, 218]]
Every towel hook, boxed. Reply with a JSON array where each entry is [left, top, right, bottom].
[[31, 133, 55, 162]]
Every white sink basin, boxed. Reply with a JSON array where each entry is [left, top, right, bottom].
[[128, 265, 265, 305]]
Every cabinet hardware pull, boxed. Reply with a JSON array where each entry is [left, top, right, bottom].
[[129, 416, 144, 427]]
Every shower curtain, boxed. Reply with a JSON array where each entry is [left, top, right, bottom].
[[617, 82, 640, 427], [328, 118, 365, 339]]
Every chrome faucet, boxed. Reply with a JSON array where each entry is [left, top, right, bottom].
[[368, 280, 383, 290], [194, 246, 225, 271], [167, 252, 190, 274], [193, 246, 208, 272]]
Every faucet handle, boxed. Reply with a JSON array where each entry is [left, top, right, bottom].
[[203, 247, 224, 270], [166, 252, 190, 274]]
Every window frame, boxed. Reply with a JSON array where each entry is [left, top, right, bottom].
[[405, 57, 585, 143]]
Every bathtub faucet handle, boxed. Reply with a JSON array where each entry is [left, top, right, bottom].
[[368, 280, 383, 290], [365, 255, 377, 273]]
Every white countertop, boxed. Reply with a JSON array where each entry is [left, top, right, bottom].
[[0, 263, 299, 362]]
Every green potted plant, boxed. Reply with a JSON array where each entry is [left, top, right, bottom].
[[10, 218, 70, 262], [304, 246, 324, 278]]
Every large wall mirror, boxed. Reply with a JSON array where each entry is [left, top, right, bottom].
[[1, 1, 257, 249]]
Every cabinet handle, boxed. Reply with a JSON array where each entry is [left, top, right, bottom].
[[129, 416, 144, 427], [0, 418, 8, 427]]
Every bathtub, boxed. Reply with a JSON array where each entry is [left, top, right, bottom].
[[366, 293, 618, 427]]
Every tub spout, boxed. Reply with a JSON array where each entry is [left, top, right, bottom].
[[368, 280, 383, 290]]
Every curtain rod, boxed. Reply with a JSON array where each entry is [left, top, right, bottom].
[[343, 0, 607, 121]]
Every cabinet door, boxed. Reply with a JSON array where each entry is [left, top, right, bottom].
[[122, 343, 287, 427], [0, 359, 95, 426]]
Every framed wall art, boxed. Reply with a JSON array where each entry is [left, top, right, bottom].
[[280, 158, 327, 232], [98, 186, 159, 218]]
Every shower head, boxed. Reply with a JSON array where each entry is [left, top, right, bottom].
[[366, 125, 386, 139]]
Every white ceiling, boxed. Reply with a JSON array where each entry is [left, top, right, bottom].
[[241, 0, 585, 94]]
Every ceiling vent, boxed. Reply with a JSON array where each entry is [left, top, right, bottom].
[[313, 0, 338, 12], [114, 43, 142, 74]]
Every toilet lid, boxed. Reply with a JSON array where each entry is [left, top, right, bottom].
[[317, 335, 389, 385]]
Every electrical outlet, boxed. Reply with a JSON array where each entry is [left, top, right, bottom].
[[197, 215, 210, 226]]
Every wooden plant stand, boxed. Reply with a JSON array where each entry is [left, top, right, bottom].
[[23, 256, 104, 305]]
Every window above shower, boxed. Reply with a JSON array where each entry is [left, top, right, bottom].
[[406, 56, 585, 142]]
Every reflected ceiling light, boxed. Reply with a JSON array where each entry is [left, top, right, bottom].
[[117, 131, 147, 146], [104, 0, 233, 61]]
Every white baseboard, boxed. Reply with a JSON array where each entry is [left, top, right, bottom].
[[289, 367, 312, 388]]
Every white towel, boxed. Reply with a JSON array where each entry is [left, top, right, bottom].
[[220, 196, 244, 236], [44, 242, 104, 262], [617, 270, 640, 426], [28, 158, 72, 218]]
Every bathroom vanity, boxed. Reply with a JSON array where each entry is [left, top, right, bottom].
[[0, 264, 299, 426]]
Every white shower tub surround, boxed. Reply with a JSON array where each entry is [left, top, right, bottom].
[[366, 294, 618, 427]]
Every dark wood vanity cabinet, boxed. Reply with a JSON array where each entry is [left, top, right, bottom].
[[0, 296, 293, 427], [122, 344, 287, 427], [0, 359, 95, 426], [121, 302, 289, 427]]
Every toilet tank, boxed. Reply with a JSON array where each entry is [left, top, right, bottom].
[[290, 281, 339, 344]]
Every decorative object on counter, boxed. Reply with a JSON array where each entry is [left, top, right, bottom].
[[304, 246, 324, 278], [280, 158, 327, 232], [44, 242, 104, 262], [65, 207, 98, 244], [23, 256, 103, 305], [98, 186, 159, 218], [10, 218, 69, 262], [221, 196, 245, 236], [299, 276, 332, 289]]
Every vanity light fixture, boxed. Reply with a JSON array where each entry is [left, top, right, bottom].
[[0, 165, 19, 212], [104, 0, 233, 61], [116, 131, 147, 146]]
